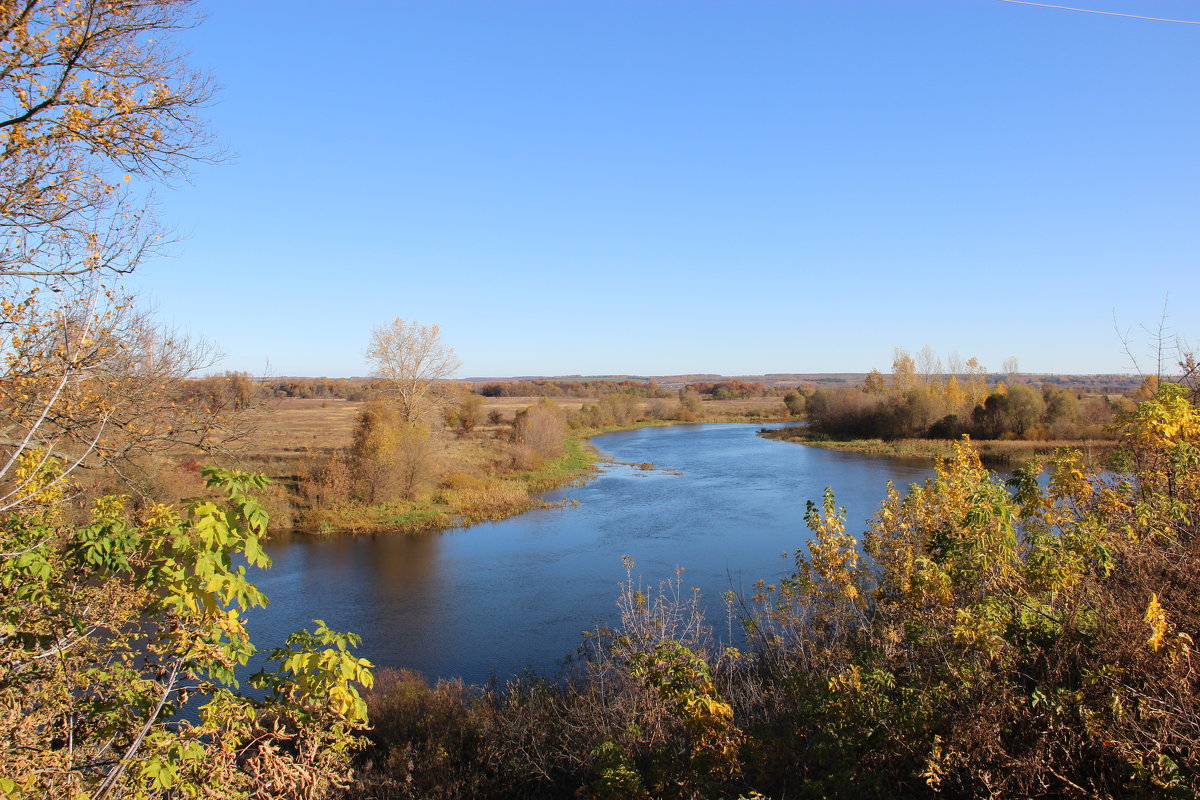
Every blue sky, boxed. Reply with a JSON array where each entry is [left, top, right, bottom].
[[130, 0, 1200, 378]]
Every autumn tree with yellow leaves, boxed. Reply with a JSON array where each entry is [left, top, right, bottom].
[[0, 0, 248, 487], [1, 3, 372, 797]]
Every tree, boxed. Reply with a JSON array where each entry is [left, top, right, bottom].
[[351, 402, 439, 502], [1, 5, 371, 796], [0, 0, 235, 488], [964, 356, 988, 407], [1, 0, 216, 286], [890, 347, 916, 392], [973, 383, 1045, 438], [0, 302, 258, 499], [445, 389, 483, 433], [783, 389, 806, 417], [946, 350, 964, 379], [862, 368, 887, 394], [1, 465, 373, 798], [917, 344, 942, 384], [365, 318, 461, 424], [511, 397, 566, 466]]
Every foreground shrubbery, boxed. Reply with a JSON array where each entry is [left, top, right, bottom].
[[347, 382, 1200, 798], [0, 466, 373, 798]]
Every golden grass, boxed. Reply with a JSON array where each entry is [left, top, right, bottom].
[[239, 397, 363, 457], [438, 480, 533, 517]]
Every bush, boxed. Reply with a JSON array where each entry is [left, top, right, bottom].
[[351, 403, 440, 502], [783, 390, 806, 417], [512, 399, 568, 464]]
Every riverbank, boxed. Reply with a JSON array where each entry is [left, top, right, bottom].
[[288, 420, 691, 536], [760, 425, 1118, 467]]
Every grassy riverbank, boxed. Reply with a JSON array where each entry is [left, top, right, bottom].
[[298, 419, 731, 535], [214, 397, 792, 536], [761, 424, 1118, 467], [291, 429, 600, 535]]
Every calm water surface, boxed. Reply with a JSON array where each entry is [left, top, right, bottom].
[[248, 424, 934, 685]]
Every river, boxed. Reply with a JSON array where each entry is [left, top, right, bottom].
[[247, 423, 935, 685]]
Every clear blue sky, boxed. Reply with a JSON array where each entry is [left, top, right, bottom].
[[130, 0, 1200, 378]]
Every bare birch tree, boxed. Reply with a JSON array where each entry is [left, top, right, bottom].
[[365, 317, 461, 424]]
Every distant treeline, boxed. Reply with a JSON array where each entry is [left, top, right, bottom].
[[476, 379, 674, 398], [236, 377, 791, 402], [801, 381, 1129, 441], [192, 371, 1146, 406], [476, 379, 783, 400]]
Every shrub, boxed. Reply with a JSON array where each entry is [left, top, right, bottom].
[[512, 399, 568, 464], [783, 390, 806, 417], [351, 403, 440, 502]]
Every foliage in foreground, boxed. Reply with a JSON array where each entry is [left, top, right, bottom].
[[0, 465, 372, 798], [351, 383, 1200, 799]]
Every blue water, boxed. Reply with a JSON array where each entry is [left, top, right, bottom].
[[247, 424, 934, 685]]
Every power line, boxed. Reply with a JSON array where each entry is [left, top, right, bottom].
[[994, 0, 1200, 24]]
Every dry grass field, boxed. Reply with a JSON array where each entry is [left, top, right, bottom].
[[236, 395, 791, 469], [238, 397, 586, 460], [703, 397, 791, 416], [240, 398, 363, 457]]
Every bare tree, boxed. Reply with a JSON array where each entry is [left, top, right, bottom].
[[1116, 298, 1181, 382], [947, 351, 964, 379], [917, 344, 943, 384], [365, 317, 461, 424]]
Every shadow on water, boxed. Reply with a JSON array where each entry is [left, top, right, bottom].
[[246, 423, 935, 685]]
